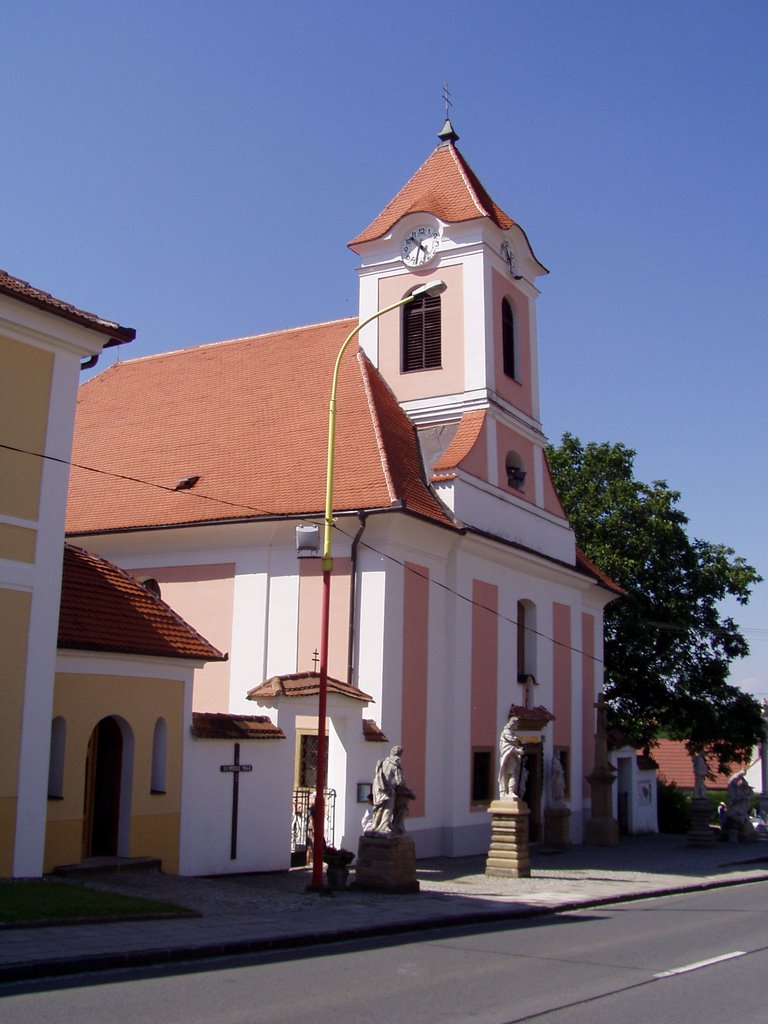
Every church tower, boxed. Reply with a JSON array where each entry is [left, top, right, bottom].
[[348, 120, 573, 563]]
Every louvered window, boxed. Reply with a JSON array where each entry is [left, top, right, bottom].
[[402, 292, 442, 372], [502, 297, 516, 378]]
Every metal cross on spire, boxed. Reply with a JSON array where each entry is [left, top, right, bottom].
[[443, 82, 452, 119], [438, 83, 459, 145]]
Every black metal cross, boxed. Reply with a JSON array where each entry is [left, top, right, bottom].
[[311, 648, 320, 671], [219, 742, 253, 859], [443, 82, 453, 118]]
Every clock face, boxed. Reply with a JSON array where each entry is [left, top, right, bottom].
[[401, 225, 440, 266], [500, 239, 516, 275]]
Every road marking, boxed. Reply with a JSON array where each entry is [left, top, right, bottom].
[[654, 951, 747, 978]]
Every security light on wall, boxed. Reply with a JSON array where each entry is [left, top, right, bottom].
[[296, 524, 320, 558]]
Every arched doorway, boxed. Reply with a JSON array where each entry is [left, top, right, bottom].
[[82, 717, 123, 858]]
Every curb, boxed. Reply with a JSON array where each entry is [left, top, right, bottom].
[[2, 870, 768, 985]]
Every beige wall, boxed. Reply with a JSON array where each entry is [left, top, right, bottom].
[[0, 589, 31, 875], [45, 671, 187, 873]]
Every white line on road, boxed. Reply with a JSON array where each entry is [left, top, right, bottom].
[[654, 951, 747, 978]]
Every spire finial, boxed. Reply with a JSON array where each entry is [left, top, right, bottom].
[[438, 82, 459, 144]]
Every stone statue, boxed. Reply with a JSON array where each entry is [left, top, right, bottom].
[[498, 716, 524, 799], [725, 769, 753, 827], [692, 751, 708, 800], [551, 751, 566, 805], [371, 746, 416, 834]]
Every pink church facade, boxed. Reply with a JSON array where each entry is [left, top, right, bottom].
[[67, 122, 620, 873]]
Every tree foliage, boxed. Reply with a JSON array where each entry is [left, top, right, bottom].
[[547, 433, 763, 771]]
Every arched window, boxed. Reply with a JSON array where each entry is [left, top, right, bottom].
[[502, 297, 516, 378], [48, 716, 66, 799], [151, 717, 167, 794], [402, 290, 441, 372]]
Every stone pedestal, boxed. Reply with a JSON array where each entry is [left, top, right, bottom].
[[354, 834, 419, 893], [585, 767, 619, 846], [485, 798, 531, 878], [687, 796, 716, 847], [544, 805, 571, 848]]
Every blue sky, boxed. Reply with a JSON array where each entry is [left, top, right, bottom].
[[3, 1, 766, 696]]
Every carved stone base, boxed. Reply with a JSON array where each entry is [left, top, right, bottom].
[[544, 805, 571, 848], [485, 798, 531, 878], [687, 796, 716, 847], [354, 834, 419, 893]]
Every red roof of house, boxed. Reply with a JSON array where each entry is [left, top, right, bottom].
[[58, 544, 226, 661], [66, 322, 454, 535], [349, 141, 546, 273], [652, 738, 743, 789], [0, 269, 135, 344], [247, 672, 373, 703], [191, 712, 284, 740]]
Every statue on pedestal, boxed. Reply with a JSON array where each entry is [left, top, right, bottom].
[[550, 751, 566, 806], [724, 769, 755, 839], [371, 746, 416, 834], [498, 716, 525, 799], [692, 751, 708, 800]]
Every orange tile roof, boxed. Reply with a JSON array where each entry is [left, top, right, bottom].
[[652, 738, 744, 790], [191, 712, 284, 740], [350, 143, 516, 246], [66, 320, 455, 535], [247, 672, 373, 703], [349, 142, 546, 275], [433, 410, 486, 472], [0, 268, 135, 344], [58, 544, 226, 661]]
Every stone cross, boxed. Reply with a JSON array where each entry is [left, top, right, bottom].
[[220, 742, 253, 860]]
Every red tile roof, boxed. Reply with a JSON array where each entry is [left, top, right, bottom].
[[349, 142, 546, 273], [66, 321, 454, 535], [575, 548, 625, 597], [433, 410, 486, 472], [363, 719, 388, 742], [247, 672, 373, 703], [0, 269, 135, 345], [652, 738, 745, 790], [350, 144, 516, 245], [191, 712, 284, 740], [58, 544, 226, 661]]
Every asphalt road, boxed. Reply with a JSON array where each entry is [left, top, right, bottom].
[[2, 881, 767, 1024]]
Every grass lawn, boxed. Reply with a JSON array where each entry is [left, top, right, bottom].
[[0, 879, 190, 925]]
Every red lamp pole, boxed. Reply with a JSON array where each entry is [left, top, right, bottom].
[[309, 279, 446, 889]]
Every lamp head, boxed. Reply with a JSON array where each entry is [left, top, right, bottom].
[[410, 279, 447, 299]]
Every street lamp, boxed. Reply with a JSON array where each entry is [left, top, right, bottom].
[[309, 278, 447, 888]]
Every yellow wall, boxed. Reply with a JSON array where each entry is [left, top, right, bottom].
[[0, 589, 31, 875], [0, 523, 37, 563], [44, 671, 187, 874], [0, 335, 53, 522]]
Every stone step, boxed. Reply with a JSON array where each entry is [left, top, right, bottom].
[[52, 856, 162, 878]]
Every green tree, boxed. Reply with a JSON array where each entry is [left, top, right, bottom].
[[547, 433, 763, 772]]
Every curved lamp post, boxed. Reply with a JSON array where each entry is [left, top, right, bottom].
[[310, 278, 447, 888]]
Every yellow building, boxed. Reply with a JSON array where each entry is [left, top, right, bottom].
[[0, 270, 135, 876]]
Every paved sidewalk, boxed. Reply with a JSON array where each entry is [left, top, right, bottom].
[[2, 834, 768, 984]]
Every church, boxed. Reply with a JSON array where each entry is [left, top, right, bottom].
[[2, 119, 621, 878]]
